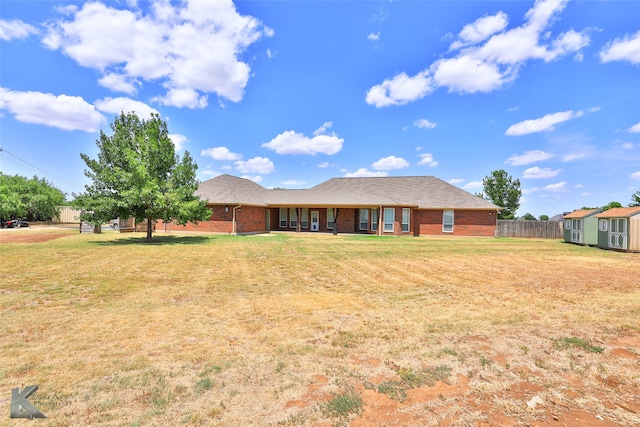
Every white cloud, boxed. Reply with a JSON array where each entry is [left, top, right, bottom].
[[372, 156, 409, 171], [42, 0, 272, 108], [169, 134, 187, 151], [201, 147, 242, 161], [628, 122, 640, 133], [621, 142, 634, 150], [506, 150, 554, 166], [93, 97, 159, 118], [366, 0, 589, 106], [449, 178, 464, 184], [367, 32, 380, 41], [463, 181, 483, 189], [0, 87, 105, 132], [152, 88, 208, 109], [544, 181, 567, 192], [344, 168, 388, 178], [365, 71, 433, 107], [235, 157, 274, 174], [414, 118, 436, 129], [505, 110, 583, 136], [631, 171, 640, 180], [599, 30, 640, 64], [417, 153, 438, 167], [0, 19, 38, 41], [262, 124, 344, 155], [450, 12, 509, 50], [318, 162, 333, 168], [522, 166, 561, 179], [282, 180, 306, 186], [562, 153, 584, 162], [98, 73, 140, 95]]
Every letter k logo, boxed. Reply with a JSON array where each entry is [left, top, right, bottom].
[[10, 385, 46, 419]]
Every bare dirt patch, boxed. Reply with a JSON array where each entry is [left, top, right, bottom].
[[0, 232, 71, 243]]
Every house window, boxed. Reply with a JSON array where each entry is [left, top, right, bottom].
[[359, 209, 369, 230], [327, 208, 335, 230], [383, 208, 394, 232], [564, 219, 571, 229], [300, 208, 309, 228], [371, 208, 378, 231], [443, 210, 454, 232], [401, 208, 410, 232], [599, 219, 608, 232], [290, 208, 297, 228], [279, 208, 287, 228]]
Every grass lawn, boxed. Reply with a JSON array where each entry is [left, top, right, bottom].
[[1, 229, 639, 426]]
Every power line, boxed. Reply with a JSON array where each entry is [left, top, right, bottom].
[[0, 148, 85, 192]]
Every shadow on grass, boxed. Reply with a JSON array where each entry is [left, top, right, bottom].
[[91, 234, 213, 246]]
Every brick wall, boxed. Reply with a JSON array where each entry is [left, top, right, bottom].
[[414, 209, 496, 237], [158, 205, 266, 234]]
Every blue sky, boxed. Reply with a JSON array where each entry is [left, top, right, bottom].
[[1, 0, 639, 218]]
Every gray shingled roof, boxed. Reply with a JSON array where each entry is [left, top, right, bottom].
[[196, 174, 500, 210]]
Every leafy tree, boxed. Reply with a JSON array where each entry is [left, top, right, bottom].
[[601, 201, 622, 211], [0, 173, 64, 222], [520, 213, 536, 220], [74, 112, 211, 241], [539, 214, 549, 221], [479, 169, 522, 220], [629, 190, 640, 207]]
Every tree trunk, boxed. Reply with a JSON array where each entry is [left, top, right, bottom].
[[146, 217, 153, 241]]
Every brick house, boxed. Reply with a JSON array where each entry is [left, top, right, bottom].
[[160, 174, 501, 236]]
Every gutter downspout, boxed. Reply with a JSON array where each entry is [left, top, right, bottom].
[[232, 204, 242, 236]]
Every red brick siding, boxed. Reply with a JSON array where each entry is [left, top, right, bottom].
[[414, 209, 496, 237], [158, 205, 266, 234]]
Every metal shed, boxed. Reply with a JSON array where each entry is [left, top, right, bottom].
[[594, 207, 640, 252], [562, 209, 601, 246]]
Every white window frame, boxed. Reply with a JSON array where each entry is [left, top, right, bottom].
[[300, 208, 309, 228], [359, 209, 369, 231], [371, 208, 378, 231], [564, 219, 571, 230], [279, 208, 287, 228], [401, 208, 410, 233], [289, 208, 298, 228], [383, 208, 395, 232], [443, 210, 454, 233], [327, 208, 335, 230], [598, 219, 608, 232]]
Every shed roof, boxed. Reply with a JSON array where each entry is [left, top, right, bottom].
[[562, 209, 601, 219], [196, 174, 500, 210], [595, 207, 640, 218]]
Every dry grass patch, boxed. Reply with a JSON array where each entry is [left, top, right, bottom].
[[1, 231, 639, 426]]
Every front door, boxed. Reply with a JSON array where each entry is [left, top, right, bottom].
[[310, 211, 319, 231]]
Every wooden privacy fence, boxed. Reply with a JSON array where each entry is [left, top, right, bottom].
[[497, 220, 563, 238]]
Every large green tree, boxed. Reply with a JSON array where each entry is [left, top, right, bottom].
[[74, 112, 211, 241], [629, 190, 640, 207], [480, 169, 521, 220], [0, 173, 65, 222]]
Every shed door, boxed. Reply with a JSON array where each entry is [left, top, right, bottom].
[[608, 219, 627, 250], [570, 219, 582, 243]]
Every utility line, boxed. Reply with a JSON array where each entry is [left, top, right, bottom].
[[0, 147, 85, 192]]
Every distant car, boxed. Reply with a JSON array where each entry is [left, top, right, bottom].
[[5, 219, 29, 228]]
